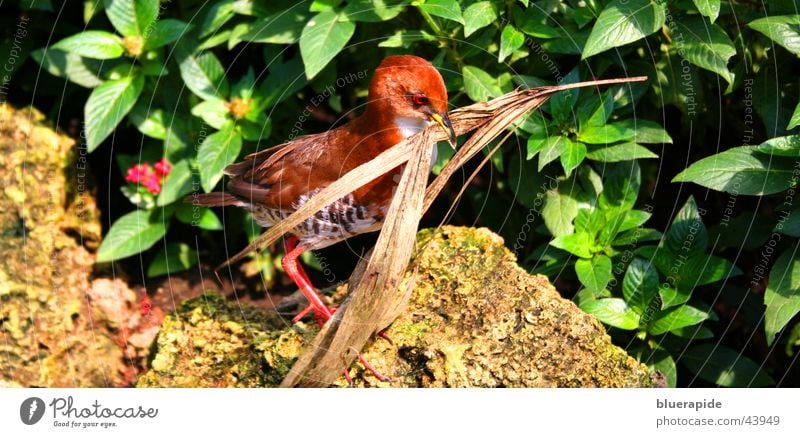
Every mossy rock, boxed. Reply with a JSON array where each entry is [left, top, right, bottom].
[[139, 226, 655, 387], [0, 104, 132, 387]]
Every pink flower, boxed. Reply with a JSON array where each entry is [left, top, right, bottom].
[[124, 161, 166, 195], [125, 163, 154, 184], [154, 158, 171, 178]]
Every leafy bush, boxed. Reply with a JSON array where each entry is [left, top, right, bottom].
[[3, 0, 799, 386]]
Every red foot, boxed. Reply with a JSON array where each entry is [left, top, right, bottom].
[[282, 235, 391, 383]]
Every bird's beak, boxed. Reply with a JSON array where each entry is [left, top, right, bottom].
[[430, 112, 457, 148]]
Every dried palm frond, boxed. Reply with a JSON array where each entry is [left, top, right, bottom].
[[216, 76, 648, 387]]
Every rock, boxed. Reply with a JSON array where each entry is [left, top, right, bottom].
[[0, 104, 152, 387], [139, 226, 655, 387]]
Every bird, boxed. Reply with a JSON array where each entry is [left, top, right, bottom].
[[191, 55, 456, 358]]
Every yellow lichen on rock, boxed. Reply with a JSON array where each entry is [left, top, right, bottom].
[[139, 226, 654, 388]]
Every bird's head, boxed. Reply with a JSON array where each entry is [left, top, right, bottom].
[[366, 55, 456, 147]]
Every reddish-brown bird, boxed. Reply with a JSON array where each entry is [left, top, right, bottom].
[[193, 55, 455, 331]]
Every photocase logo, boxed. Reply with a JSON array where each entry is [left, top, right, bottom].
[[20, 397, 45, 425]]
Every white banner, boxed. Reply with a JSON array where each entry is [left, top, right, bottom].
[[0, 389, 796, 436]]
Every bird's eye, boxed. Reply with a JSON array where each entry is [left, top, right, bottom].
[[412, 93, 429, 106]]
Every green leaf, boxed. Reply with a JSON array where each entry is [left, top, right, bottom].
[[648, 304, 709, 335], [198, 124, 243, 192], [157, 160, 197, 206], [673, 146, 798, 195], [579, 119, 672, 144], [199, 0, 236, 38], [191, 98, 230, 129], [84, 74, 145, 152], [623, 257, 659, 314], [658, 286, 691, 309], [560, 140, 586, 176], [677, 254, 742, 289], [538, 135, 570, 170], [748, 15, 800, 56], [599, 160, 640, 211], [776, 209, 800, 237], [542, 188, 579, 237], [176, 204, 223, 230], [582, 0, 666, 59], [643, 347, 677, 387], [683, 344, 774, 387], [104, 0, 159, 37], [788, 102, 800, 130], [754, 135, 800, 157], [664, 196, 708, 258], [128, 103, 167, 139], [177, 47, 229, 101], [764, 247, 800, 346], [580, 298, 640, 330], [96, 208, 169, 262], [462, 1, 496, 37], [378, 29, 438, 47], [499, 25, 525, 63], [693, 0, 720, 22], [673, 17, 736, 84], [416, 0, 464, 25], [147, 242, 198, 277], [586, 142, 658, 162], [342, 0, 406, 22], [144, 19, 192, 50], [255, 57, 307, 110], [575, 255, 613, 292], [613, 228, 662, 246], [52, 31, 124, 59], [462, 65, 503, 102], [241, 10, 311, 44], [550, 232, 593, 258], [31, 48, 108, 88], [299, 10, 355, 79]]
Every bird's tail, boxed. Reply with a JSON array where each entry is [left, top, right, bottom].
[[184, 192, 245, 207]]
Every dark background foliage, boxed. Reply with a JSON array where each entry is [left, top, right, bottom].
[[2, 0, 799, 387]]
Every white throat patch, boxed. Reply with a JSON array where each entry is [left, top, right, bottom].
[[394, 116, 430, 139]]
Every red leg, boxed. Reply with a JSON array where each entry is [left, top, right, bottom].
[[282, 237, 332, 321], [282, 236, 391, 383]]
